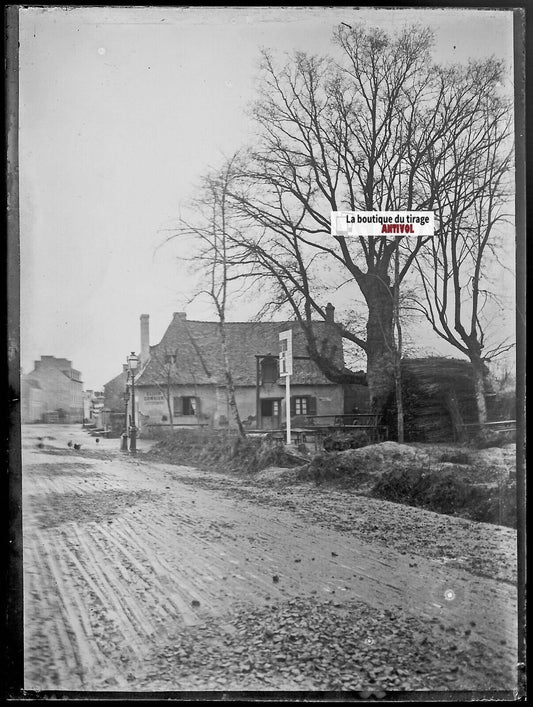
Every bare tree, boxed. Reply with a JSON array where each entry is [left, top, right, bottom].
[[165, 157, 247, 437], [220, 24, 511, 412], [148, 346, 178, 426], [413, 88, 514, 424]]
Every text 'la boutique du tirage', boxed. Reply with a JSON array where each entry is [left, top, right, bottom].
[[330, 211, 435, 237]]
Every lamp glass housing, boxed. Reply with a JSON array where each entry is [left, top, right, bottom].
[[127, 352, 139, 371]]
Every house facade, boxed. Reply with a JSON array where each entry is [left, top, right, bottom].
[[21, 376, 44, 423], [83, 389, 105, 422], [130, 310, 347, 433], [22, 356, 84, 423]]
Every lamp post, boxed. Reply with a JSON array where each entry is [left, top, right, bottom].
[[127, 352, 139, 453], [121, 388, 129, 451]]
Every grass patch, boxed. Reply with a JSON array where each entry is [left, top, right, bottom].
[[371, 466, 516, 528], [294, 451, 372, 487], [149, 431, 517, 528], [438, 451, 472, 464], [148, 429, 303, 474], [322, 430, 370, 452]]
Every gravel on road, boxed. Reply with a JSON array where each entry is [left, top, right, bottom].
[[21, 425, 518, 694]]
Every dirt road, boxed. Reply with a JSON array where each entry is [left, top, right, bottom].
[[22, 425, 518, 693]]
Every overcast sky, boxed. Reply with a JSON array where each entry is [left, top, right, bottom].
[[18, 6, 516, 390]]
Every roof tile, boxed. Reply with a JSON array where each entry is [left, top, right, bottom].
[[136, 317, 344, 387]]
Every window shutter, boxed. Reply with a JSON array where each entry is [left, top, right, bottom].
[[173, 396, 182, 416], [195, 397, 201, 415], [290, 397, 296, 416], [308, 396, 317, 415]]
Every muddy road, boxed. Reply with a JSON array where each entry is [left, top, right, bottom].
[[22, 425, 518, 693]]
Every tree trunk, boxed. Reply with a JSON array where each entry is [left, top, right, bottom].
[[166, 394, 173, 427], [471, 356, 488, 426], [218, 323, 246, 437], [363, 275, 396, 413]]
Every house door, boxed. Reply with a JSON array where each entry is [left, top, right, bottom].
[[260, 398, 281, 430]]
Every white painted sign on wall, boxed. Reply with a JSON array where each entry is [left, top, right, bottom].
[[279, 329, 293, 376]]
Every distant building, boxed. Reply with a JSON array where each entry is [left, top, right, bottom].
[[83, 389, 105, 422], [21, 376, 44, 423], [100, 367, 131, 437], [23, 356, 84, 423]]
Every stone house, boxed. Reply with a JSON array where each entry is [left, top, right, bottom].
[[21, 376, 44, 423], [99, 368, 132, 437], [22, 356, 84, 423], [131, 310, 346, 433]]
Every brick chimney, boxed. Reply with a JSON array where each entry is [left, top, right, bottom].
[[173, 312, 187, 321], [140, 314, 150, 364], [325, 302, 335, 323]]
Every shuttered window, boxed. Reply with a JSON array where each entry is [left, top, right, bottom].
[[261, 399, 281, 417], [290, 396, 317, 416], [174, 396, 200, 416]]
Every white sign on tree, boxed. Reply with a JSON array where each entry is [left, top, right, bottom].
[[279, 329, 293, 444]]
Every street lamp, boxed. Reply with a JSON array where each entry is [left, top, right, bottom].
[[121, 388, 130, 451], [127, 352, 139, 453]]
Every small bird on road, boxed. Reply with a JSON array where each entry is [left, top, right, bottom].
[[67, 440, 73, 448], [95, 438, 100, 444], [73, 443, 81, 450]]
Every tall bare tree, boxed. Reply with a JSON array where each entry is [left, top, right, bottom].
[[413, 89, 514, 424], [219, 25, 511, 412], [166, 157, 247, 437]]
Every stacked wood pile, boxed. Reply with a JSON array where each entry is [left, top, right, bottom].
[[382, 357, 482, 443]]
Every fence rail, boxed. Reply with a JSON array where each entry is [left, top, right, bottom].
[[462, 419, 517, 436]]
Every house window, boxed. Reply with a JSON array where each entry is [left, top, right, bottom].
[[261, 357, 278, 384], [294, 397, 308, 415], [183, 397, 197, 415], [164, 354, 177, 364], [261, 399, 281, 417], [290, 396, 317, 416], [174, 396, 198, 416]]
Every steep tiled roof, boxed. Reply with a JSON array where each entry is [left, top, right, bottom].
[[136, 315, 344, 387]]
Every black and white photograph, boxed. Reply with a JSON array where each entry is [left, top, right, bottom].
[[7, 4, 525, 699]]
